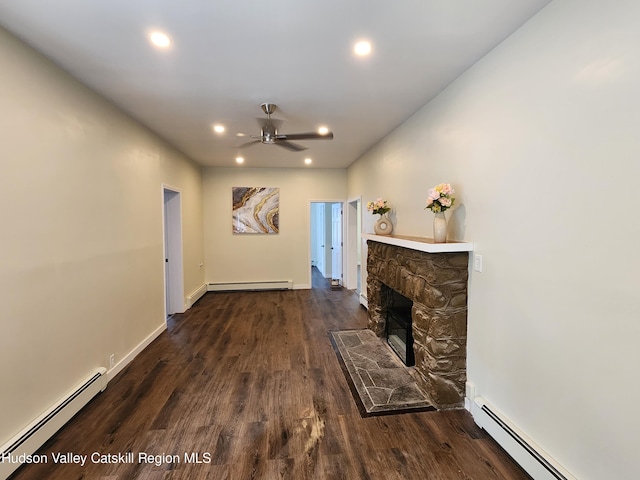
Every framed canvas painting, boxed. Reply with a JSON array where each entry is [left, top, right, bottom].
[[232, 187, 279, 234]]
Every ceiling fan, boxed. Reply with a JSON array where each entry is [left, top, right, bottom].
[[240, 103, 334, 152]]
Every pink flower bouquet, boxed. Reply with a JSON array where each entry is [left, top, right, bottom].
[[367, 198, 390, 215], [425, 184, 455, 213]]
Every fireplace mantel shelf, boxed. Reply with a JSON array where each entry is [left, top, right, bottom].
[[363, 233, 474, 253]]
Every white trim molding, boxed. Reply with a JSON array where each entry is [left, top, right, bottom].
[[208, 280, 293, 292], [107, 323, 166, 382]]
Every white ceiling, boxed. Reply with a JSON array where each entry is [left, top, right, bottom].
[[0, 0, 551, 169]]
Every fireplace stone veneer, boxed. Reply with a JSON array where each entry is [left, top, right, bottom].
[[365, 236, 470, 409]]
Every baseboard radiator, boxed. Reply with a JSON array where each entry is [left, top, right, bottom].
[[208, 280, 293, 292], [186, 284, 207, 308], [472, 397, 575, 480], [0, 368, 107, 479], [359, 293, 368, 309]]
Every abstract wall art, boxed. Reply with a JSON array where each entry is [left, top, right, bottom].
[[232, 187, 280, 234]]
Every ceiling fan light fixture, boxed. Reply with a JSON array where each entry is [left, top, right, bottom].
[[304, 158, 312, 165], [235, 156, 244, 164], [212, 124, 225, 133]]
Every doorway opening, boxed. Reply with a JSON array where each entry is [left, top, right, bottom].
[[310, 201, 343, 289], [163, 186, 184, 317]]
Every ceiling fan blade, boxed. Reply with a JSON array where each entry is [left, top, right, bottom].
[[275, 140, 308, 151], [238, 139, 261, 148], [277, 131, 334, 141]]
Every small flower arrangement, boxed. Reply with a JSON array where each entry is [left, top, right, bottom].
[[425, 183, 455, 213], [367, 198, 390, 216]]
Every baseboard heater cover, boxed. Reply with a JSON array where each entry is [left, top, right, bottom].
[[208, 280, 293, 291], [0, 368, 107, 479], [359, 293, 368, 309], [472, 397, 575, 480], [186, 283, 207, 308]]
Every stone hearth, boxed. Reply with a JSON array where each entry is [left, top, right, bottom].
[[366, 238, 469, 409]]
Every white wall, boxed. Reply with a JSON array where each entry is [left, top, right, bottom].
[[203, 168, 346, 289], [0, 27, 204, 447], [348, 0, 640, 478]]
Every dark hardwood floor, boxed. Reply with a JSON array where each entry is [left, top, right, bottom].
[[10, 281, 530, 479]]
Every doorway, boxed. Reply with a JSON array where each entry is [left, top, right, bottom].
[[310, 201, 343, 289], [163, 186, 184, 316]]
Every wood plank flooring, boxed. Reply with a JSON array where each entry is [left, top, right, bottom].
[[10, 280, 530, 480]]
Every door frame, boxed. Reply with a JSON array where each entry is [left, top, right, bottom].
[[310, 202, 326, 275], [346, 196, 362, 292], [330, 202, 343, 285], [162, 184, 185, 317], [308, 199, 345, 288]]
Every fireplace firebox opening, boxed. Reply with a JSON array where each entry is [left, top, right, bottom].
[[385, 286, 415, 366]]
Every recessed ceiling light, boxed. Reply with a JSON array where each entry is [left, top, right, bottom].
[[212, 124, 225, 133], [318, 126, 329, 135], [149, 31, 171, 48], [304, 158, 312, 165], [236, 132, 247, 137], [354, 40, 372, 56], [235, 157, 244, 164]]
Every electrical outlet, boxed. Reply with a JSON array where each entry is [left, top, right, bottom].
[[109, 354, 115, 369], [474, 254, 483, 272]]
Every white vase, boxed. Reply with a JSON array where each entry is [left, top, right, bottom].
[[433, 212, 447, 243], [374, 213, 393, 236]]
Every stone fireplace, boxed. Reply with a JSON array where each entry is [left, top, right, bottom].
[[365, 235, 471, 409]]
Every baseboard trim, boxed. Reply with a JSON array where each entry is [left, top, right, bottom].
[[106, 323, 166, 382], [208, 280, 293, 291]]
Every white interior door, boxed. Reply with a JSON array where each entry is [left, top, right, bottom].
[[163, 186, 184, 316], [314, 203, 326, 276]]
